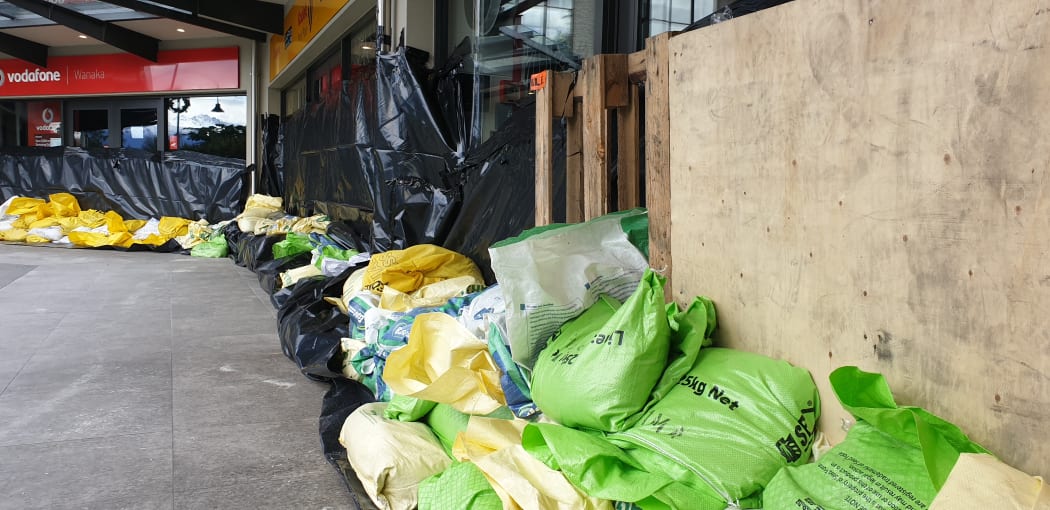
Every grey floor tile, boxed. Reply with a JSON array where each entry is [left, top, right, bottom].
[[172, 332, 282, 356], [0, 263, 36, 291], [0, 360, 26, 395], [0, 432, 173, 510], [47, 309, 173, 342], [174, 472, 354, 510], [172, 312, 278, 338], [0, 386, 172, 447], [173, 419, 332, 493], [4, 351, 172, 396], [172, 352, 325, 429]]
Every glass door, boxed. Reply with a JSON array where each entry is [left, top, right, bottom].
[[66, 99, 163, 151]]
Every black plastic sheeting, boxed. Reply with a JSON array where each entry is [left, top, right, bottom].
[[0, 147, 249, 223], [275, 266, 364, 381], [272, 49, 566, 282], [222, 223, 287, 272], [258, 114, 285, 197]]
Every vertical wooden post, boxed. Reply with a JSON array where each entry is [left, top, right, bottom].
[[582, 54, 627, 220], [617, 83, 642, 210], [534, 71, 555, 227], [565, 109, 584, 223], [645, 33, 674, 300]]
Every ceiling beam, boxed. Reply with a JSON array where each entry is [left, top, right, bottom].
[[146, 0, 284, 34], [0, 31, 49, 67], [5, 0, 159, 61], [97, 0, 269, 42]]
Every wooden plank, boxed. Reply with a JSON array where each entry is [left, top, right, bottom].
[[565, 108, 584, 223], [645, 32, 674, 299], [627, 49, 647, 83], [668, 0, 1050, 477], [582, 55, 611, 220], [534, 71, 555, 227], [617, 83, 642, 210], [551, 71, 576, 118]]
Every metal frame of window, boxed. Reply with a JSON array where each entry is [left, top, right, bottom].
[[64, 98, 164, 151]]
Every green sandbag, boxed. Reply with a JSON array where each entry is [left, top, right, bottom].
[[530, 269, 670, 432], [418, 462, 502, 510], [272, 232, 314, 259], [491, 208, 649, 258], [425, 404, 470, 457], [190, 234, 228, 258], [762, 367, 989, 510], [524, 348, 819, 510], [384, 394, 437, 422]]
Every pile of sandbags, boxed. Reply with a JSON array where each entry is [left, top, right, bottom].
[[328, 208, 1045, 510], [0, 194, 194, 249]]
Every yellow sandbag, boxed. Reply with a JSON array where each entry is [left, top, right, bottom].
[[77, 209, 106, 228], [48, 193, 81, 217], [244, 194, 283, 211], [28, 217, 63, 230], [453, 417, 612, 510], [362, 244, 483, 295], [159, 217, 192, 238], [6, 197, 45, 216], [25, 235, 51, 244], [930, 453, 1046, 510], [290, 214, 329, 234], [279, 264, 324, 288], [0, 228, 28, 241], [384, 313, 505, 415], [68, 230, 131, 247], [124, 219, 147, 233], [380, 275, 483, 312], [339, 402, 452, 510], [104, 211, 127, 232], [128, 234, 169, 247], [57, 217, 79, 233], [12, 213, 38, 229]]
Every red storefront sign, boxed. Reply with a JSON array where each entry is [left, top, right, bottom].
[[27, 101, 62, 147], [0, 47, 239, 97]]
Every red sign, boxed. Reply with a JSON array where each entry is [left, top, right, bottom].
[[27, 101, 62, 147], [0, 47, 239, 97]]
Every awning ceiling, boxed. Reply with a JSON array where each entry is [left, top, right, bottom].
[[0, 0, 284, 66]]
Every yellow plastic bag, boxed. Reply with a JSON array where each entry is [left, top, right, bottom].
[[379, 275, 483, 312], [6, 197, 45, 216], [0, 228, 28, 241], [68, 230, 131, 248], [12, 214, 38, 229], [104, 211, 127, 232], [453, 417, 612, 510], [28, 217, 63, 230], [57, 217, 79, 233], [290, 214, 329, 234], [930, 453, 1046, 510], [384, 313, 505, 415], [77, 209, 106, 228], [25, 235, 52, 244], [158, 216, 192, 238], [48, 193, 81, 217], [123, 219, 147, 233], [363, 244, 483, 295]]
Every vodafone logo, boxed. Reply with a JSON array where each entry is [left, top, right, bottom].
[[0, 68, 62, 87], [42, 107, 54, 124]]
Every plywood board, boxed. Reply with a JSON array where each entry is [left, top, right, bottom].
[[669, 0, 1050, 477]]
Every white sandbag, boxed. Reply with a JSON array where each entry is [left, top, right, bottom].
[[27, 226, 64, 242], [930, 453, 1046, 510], [340, 402, 452, 510], [132, 218, 161, 240]]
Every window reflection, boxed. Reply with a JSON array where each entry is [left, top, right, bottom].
[[166, 95, 247, 159], [121, 108, 158, 150], [73, 109, 109, 149]]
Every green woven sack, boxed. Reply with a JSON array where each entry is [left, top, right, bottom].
[[524, 348, 819, 510], [761, 367, 989, 510], [272, 232, 313, 259], [384, 395, 437, 422], [190, 234, 228, 258], [530, 269, 670, 432], [417, 462, 502, 510]]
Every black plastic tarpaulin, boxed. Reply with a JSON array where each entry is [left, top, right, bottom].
[[275, 48, 566, 282], [0, 147, 249, 222]]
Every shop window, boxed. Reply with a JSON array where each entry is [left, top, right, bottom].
[[72, 109, 109, 150], [645, 0, 729, 37], [166, 95, 247, 159], [121, 108, 158, 151]]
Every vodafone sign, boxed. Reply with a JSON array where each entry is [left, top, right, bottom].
[[0, 47, 239, 97]]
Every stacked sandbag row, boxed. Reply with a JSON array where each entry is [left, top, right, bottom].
[[327, 208, 1045, 510], [0, 194, 196, 250]]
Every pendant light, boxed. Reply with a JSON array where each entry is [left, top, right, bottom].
[[211, 97, 224, 113]]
